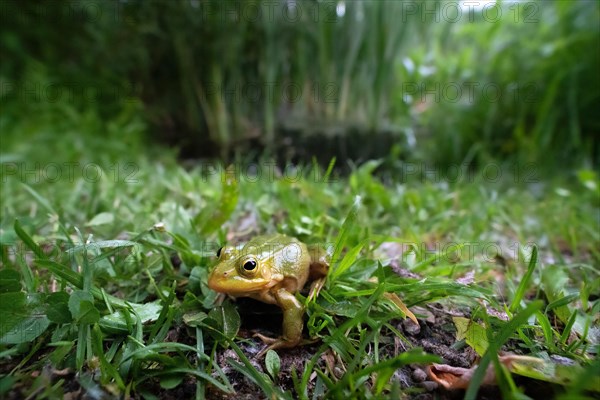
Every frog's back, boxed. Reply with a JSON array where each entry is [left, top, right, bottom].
[[245, 234, 310, 281]]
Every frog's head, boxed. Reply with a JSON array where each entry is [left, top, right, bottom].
[[208, 245, 274, 295]]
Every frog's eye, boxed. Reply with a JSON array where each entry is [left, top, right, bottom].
[[216, 247, 223, 258], [238, 257, 258, 277], [243, 260, 257, 271]]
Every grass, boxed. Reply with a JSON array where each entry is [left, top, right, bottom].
[[402, 0, 600, 170], [4, 1, 597, 168], [1, 130, 599, 398], [1, 2, 598, 398]]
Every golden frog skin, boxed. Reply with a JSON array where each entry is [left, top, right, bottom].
[[208, 234, 329, 356]]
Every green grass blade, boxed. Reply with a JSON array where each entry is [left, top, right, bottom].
[[329, 238, 368, 282], [193, 165, 239, 235], [34, 259, 129, 309], [34, 259, 83, 288], [201, 323, 290, 399], [509, 245, 538, 313], [329, 196, 361, 279], [14, 219, 45, 259], [21, 184, 72, 243], [465, 300, 544, 400]]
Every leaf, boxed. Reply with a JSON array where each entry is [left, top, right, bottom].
[[208, 302, 241, 341], [188, 266, 206, 293], [159, 374, 183, 390], [77, 301, 100, 325], [0, 312, 50, 344], [45, 292, 72, 323], [86, 212, 115, 226], [265, 350, 281, 380], [68, 290, 94, 318], [68, 290, 101, 324], [385, 293, 418, 326], [140, 367, 233, 394], [99, 301, 163, 333], [428, 355, 589, 391], [66, 240, 137, 255], [68, 291, 100, 325], [0, 291, 26, 311], [46, 291, 70, 305], [0, 375, 16, 395], [0, 269, 22, 293], [0, 292, 26, 343], [46, 303, 72, 324], [427, 362, 501, 390], [509, 356, 586, 388], [183, 311, 208, 328], [0, 292, 50, 344], [321, 299, 359, 318], [453, 317, 489, 356]]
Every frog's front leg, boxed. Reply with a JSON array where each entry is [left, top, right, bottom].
[[255, 288, 304, 357], [307, 244, 329, 302], [307, 278, 326, 302]]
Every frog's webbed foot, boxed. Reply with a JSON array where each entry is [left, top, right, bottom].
[[253, 332, 280, 345], [254, 333, 301, 358]]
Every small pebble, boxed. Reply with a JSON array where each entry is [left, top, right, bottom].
[[420, 381, 439, 391], [403, 318, 421, 335], [391, 369, 411, 388], [333, 367, 344, 379], [412, 368, 428, 382]]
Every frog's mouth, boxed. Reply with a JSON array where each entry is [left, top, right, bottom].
[[208, 272, 269, 295]]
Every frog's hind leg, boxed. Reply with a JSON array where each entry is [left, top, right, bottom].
[[255, 288, 304, 357]]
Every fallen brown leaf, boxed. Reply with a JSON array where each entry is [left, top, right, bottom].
[[427, 354, 544, 390]]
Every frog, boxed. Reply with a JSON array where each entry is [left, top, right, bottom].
[[208, 234, 329, 356]]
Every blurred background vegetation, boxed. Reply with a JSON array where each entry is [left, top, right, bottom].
[[1, 0, 598, 171]]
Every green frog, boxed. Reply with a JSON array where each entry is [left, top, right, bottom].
[[208, 234, 329, 356]]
